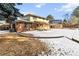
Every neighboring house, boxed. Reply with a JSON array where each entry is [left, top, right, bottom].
[[0, 20, 6, 25], [0, 20, 10, 30], [51, 20, 62, 24], [62, 16, 79, 28], [50, 20, 63, 28]]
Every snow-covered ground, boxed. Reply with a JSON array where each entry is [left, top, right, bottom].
[[0, 30, 9, 34], [1, 29, 79, 56], [23, 29, 79, 39], [22, 29, 79, 56]]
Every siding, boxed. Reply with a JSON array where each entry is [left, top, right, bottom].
[[29, 16, 49, 23]]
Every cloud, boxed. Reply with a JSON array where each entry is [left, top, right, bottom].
[[54, 8, 58, 10], [55, 3, 79, 12], [35, 3, 46, 8]]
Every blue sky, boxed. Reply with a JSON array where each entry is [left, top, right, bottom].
[[15, 3, 79, 20]]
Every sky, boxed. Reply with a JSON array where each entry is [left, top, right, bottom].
[[15, 3, 79, 20]]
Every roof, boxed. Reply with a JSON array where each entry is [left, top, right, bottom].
[[25, 14, 46, 19], [15, 20, 32, 23], [51, 20, 62, 24], [15, 20, 49, 24]]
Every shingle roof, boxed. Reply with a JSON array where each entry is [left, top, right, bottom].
[[51, 20, 62, 23], [15, 19, 32, 23]]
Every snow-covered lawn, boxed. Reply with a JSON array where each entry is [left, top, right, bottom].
[[23, 29, 79, 56], [1, 29, 79, 55], [0, 30, 9, 34], [23, 29, 79, 40]]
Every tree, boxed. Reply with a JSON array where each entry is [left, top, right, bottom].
[[72, 6, 79, 17], [63, 19, 67, 24], [70, 16, 78, 25], [0, 3, 23, 32], [46, 14, 54, 23], [64, 14, 69, 20], [0, 3, 23, 23], [72, 6, 79, 25]]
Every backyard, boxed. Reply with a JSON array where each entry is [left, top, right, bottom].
[[22, 29, 79, 56], [0, 29, 79, 55]]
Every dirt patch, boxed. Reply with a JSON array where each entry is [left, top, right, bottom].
[[0, 33, 48, 56]]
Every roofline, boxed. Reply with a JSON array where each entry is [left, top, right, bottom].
[[53, 20, 62, 21], [15, 20, 30, 22], [15, 19, 49, 24], [25, 14, 47, 19]]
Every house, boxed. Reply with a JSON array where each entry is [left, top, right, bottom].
[[25, 14, 50, 30], [0, 20, 6, 26], [0, 20, 10, 30], [51, 20, 62, 24], [14, 14, 50, 32], [22, 14, 49, 23], [62, 23, 79, 28], [50, 20, 63, 28]]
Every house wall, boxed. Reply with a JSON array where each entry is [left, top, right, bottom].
[[28, 16, 50, 30], [0, 21, 10, 30], [35, 23, 50, 30], [29, 16, 49, 23], [63, 23, 79, 28], [18, 15, 50, 31], [50, 24, 63, 29], [23, 16, 30, 21]]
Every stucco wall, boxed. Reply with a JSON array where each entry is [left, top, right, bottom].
[[29, 16, 49, 23]]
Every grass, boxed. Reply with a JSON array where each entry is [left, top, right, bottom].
[[0, 33, 48, 56]]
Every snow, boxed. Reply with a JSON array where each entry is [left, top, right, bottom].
[[1, 29, 79, 55], [23, 29, 79, 39], [39, 38, 79, 56], [23, 29, 79, 56], [0, 30, 9, 34]]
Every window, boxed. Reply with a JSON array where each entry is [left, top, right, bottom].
[[33, 17, 37, 20], [23, 16, 30, 21]]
